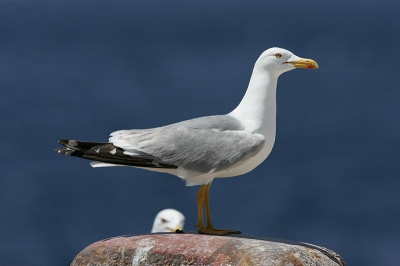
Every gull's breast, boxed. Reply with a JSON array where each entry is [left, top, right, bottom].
[[216, 134, 275, 178]]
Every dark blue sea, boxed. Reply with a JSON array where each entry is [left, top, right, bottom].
[[0, 1, 399, 265]]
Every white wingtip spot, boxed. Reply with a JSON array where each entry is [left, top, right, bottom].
[[69, 140, 78, 146], [110, 148, 117, 155]]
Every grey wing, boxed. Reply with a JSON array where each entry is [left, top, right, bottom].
[[110, 115, 266, 177]]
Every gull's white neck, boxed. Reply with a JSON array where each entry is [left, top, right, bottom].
[[229, 63, 279, 136]]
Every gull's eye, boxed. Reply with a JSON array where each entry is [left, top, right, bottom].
[[275, 53, 282, 58], [161, 218, 168, 223]]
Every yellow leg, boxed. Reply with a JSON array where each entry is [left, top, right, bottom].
[[203, 183, 213, 228], [195, 184, 207, 229], [196, 182, 241, 236]]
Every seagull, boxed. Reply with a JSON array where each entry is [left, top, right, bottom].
[[56, 47, 318, 235], [151, 209, 185, 233]]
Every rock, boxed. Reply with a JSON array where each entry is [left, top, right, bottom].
[[71, 233, 345, 266]]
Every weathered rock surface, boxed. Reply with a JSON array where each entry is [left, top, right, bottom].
[[71, 233, 345, 266]]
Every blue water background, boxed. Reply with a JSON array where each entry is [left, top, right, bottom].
[[0, 1, 399, 265]]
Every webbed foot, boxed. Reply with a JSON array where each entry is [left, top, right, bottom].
[[197, 226, 241, 236]]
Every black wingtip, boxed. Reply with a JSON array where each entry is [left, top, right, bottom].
[[57, 139, 86, 150], [58, 139, 69, 145]]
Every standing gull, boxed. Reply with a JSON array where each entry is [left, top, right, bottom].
[[56, 47, 318, 235]]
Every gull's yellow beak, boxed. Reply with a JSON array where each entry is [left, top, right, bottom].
[[291, 58, 319, 69], [174, 226, 184, 233], [166, 226, 183, 232]]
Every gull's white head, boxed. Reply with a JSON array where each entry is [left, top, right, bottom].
[[151, 209, 185, 233], [255, 47, 318, 76]]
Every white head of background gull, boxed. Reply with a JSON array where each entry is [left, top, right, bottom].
[[56, 47, 318, 235], [151, 209, 185, 233]]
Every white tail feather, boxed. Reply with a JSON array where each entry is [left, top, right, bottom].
[[90, 161, 120, 168]]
